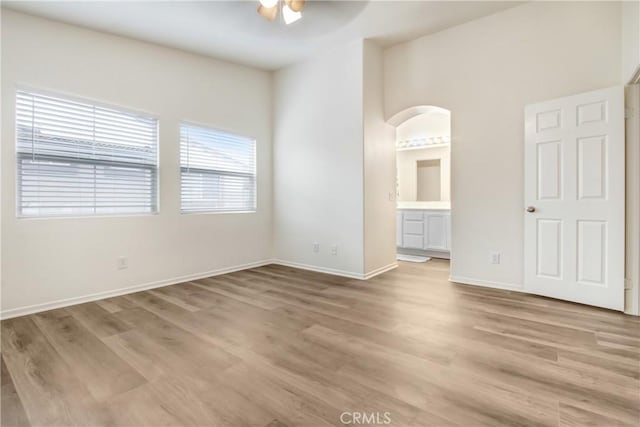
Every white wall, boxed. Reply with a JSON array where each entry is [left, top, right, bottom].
[[385, 1, 622, 288], [363, 40, 397, 275], [1, 10, 273, 316], [273, 39, 395, 277], [273, 41, 365, 276], [622, 0, 640, 83], [396, 112, 451, 142]]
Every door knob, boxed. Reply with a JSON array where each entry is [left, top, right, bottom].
[[526, 206, 536, 213]]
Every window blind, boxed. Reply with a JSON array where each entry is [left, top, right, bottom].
[[180, 123, 256, 213], [16, 90, 158, 217]]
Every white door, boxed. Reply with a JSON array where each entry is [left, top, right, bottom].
[[524, 86, 625, 310]]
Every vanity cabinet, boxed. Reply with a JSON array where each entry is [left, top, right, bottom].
[[397, 209, 451, 255]]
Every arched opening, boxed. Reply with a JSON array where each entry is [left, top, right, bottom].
[[388, 105, 452, 263]]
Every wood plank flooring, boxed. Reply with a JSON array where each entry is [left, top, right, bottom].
[[2, 260, 639, 426]]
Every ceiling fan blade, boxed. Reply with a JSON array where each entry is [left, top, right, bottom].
[[257, 4, 278, 21], [284, 0, 304, 13]]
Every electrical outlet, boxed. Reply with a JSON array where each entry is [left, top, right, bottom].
[[490, 252, 501, 265], [117, 256, 128, 270], [330, 245, 338, 256], [313, 242, 320, 253], [388, 192, 395, 202]]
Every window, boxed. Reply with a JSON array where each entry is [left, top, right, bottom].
[[16, 90, 158, 217], [180, 123, 256, 213]]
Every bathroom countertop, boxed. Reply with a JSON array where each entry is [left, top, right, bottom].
[[396, 201, 451, 210]]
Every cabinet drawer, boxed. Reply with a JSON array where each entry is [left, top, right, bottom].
[[403, 220, 424, 235], [402, 211, 424, 221], [403, 234, 424, 249]]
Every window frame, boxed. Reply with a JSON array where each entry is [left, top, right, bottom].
[[14, 86, 160, 219], [179, 121, 257, 215]]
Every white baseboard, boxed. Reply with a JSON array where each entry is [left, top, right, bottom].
[[271, 259, 398, 281], [363, 262, 398, 279], [449, 275, 524, 292], [397, 248, 450, 260], [0, 259, 272, 320], [271, 259, 366, 280], [1, 259, 398, 320]]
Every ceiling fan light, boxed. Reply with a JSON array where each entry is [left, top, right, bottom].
[[258, 4, 278, 21], [259, 0, 279, 8], [284, 0, 305, 13], [282, 4, 302, 25]]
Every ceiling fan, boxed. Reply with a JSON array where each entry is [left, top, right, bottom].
[[257, 0, 305, 25]]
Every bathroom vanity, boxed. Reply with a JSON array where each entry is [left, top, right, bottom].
[[396, 202, 451, 259]]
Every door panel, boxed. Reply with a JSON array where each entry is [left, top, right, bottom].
[[524, 86, 624, 310], [536, 141, 562, 200], [536, 109, 561, 132], [536, 219, 562, 279], [577, 101, 607, 125], [577, 136, 607, 200], [577, 220, 606, 285]]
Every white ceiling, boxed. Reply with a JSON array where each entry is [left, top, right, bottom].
[[3, 1, 522, 70]]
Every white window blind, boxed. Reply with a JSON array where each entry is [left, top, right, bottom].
[[16, 90, 158, 217], [180, 123, 256, 213]]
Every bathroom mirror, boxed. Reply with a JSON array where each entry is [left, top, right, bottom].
[[416, 159, 441, 201], [396, 145, 450, 203]]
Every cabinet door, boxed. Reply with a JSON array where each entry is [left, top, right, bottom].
[[424, 213, 448, 250], [396, 212, 403, 247]]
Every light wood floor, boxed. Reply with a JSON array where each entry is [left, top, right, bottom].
[[2, 260, 639, 426]]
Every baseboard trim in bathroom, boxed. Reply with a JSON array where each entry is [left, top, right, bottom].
[[397, 254, 431, 263]]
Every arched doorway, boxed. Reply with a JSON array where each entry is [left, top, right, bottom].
[[388, 105, 452, 263]]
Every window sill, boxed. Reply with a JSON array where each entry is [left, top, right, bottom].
[[180, 210, 257, 215], [16, 212, 160, 220]]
